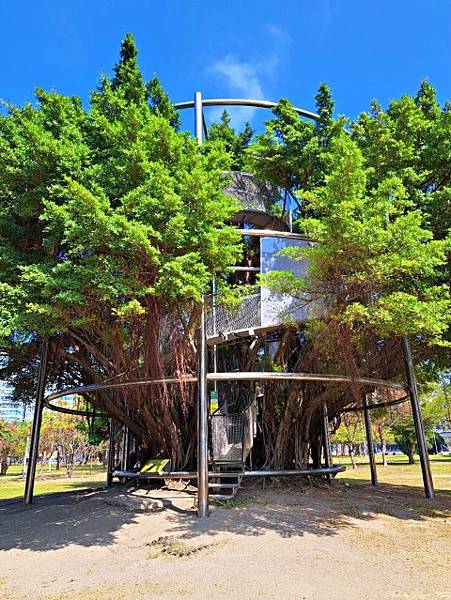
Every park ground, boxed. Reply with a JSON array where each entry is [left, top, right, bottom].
[[0, 456, 450, 600]]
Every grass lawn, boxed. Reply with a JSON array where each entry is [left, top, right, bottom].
[[0, 463, 107, 501], [334, 453, 451, 492], [1, 454, 450, 502]]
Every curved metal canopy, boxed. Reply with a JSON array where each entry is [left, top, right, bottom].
[[174, 97, 320, 121]]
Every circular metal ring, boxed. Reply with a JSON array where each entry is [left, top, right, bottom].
[[45, 372, 405, 409], [341, 394, 409, 413], [43, 398, 107, 417]]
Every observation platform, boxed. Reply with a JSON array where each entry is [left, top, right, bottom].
[[208, 171, 313, 344]]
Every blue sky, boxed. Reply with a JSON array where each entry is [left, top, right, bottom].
[[1, 1, 450, 131]]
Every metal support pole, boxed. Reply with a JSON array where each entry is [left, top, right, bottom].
[[194, 91, 203, 144], [24, 337, 49, 505], [197, 295, 209, 517], [363, 394, 378, 486], [212, 277, 218, 392], [121, 425, 129, 471], [402, 337, 434, 499], [106, 419, 115, 486], [322, 403, 332, 468], [195, 91, 209, 518]]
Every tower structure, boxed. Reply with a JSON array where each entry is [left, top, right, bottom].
[[23, 95, 434, 514]]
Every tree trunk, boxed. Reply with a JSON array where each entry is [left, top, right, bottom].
[[0, 456, 8, 475], [378, 429, 388, 466], [349, 445, 357, 469], [406, 442, 415, 464], [310, 436, 322, 468]]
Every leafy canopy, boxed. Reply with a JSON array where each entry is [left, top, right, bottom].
[[250, 83, 451, 348], [0, 34, 241, 342]]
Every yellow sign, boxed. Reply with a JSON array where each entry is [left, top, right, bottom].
[[210, 390, 219, 414]]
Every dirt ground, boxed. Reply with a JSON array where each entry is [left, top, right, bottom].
[[0, 480, 450, 600]]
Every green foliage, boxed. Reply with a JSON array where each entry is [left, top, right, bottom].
[[352, 79, 451, 255], [314, 83, 335, 147], [205, 111, 253, 170], [301, 134, 449, 342], [0, 34, 241, 342], [246, 85, 343, 208], [332, 413, 364, 446], [252, 92, 451, 347], [0, 419, 27, 474], [147, 76, 180, 129], [391, 387, 448, 458]]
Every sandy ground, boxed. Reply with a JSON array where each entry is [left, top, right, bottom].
[[0, 480, 450, 600]]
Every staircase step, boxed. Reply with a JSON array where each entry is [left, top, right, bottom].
[[208, 472, 244, 479], [208, 467, 244, 502], [210, 479, 241, 485], [209, 493, 236, 501], [208, 482, 238, 490]]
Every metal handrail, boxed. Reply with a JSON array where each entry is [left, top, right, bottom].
[[174, 97, 320, 121]]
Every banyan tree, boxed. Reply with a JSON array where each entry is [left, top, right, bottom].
[[1, 36, 449, 512]]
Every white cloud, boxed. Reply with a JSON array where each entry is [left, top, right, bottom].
[[266, 24, 293, 47], [318, 1, 337, 38], [208, 56, 263, 128], [211, 55, 265, 98], [207, 25, 291, 129]]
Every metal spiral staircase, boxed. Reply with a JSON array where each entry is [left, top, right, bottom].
[[208, 395, 258, 500], [205, 170, 295, 501]]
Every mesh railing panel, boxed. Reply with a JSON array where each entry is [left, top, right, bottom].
[[211, 414, 247, 463], [206, 293, 262, 338], [210, 401, 257, 465], [243, 401, 257, 462], [224, 171, 280, 214]]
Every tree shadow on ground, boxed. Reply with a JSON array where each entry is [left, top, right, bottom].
[[164, 480, 451, 541], [0, 487, 142, 553], [0, 480, 449, 553]]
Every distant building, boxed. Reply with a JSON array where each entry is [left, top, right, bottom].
[[0, 379, 26, 421], [437, 429, 451, 452]]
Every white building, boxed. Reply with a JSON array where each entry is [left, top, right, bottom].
[[0, 379, 26, 421]]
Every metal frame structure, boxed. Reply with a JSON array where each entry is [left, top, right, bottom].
[[363, 393, 378, 487], [23, 95, 435, 513], [41, 371, 406, 402], [174, 97, 320, 122], [24, 337, 49, 505]]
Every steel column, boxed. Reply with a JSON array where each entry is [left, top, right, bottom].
[[24, 337, 49, 505], [322, 403, 332, 468], [106, 419, 115, 486], [402, 337, 434, 499], [363, 394, 378, 486], [197, 295, 209, 517], [121, 425, 129, 471], [212, 277, 218, 391], [194, 91, 203, 144], [195, 91, 209, 518]]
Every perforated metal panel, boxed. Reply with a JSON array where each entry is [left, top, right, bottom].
[[211, 414, 247, 463], [225, 172, 280, 214], [206, 236, 313, 339], [260, 236, 310, 326], [210, 399, 257, 465], [206, 293, 261, 338]]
